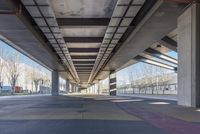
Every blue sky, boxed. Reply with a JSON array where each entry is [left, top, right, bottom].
[[1, 40, 36, 65], [167, 51, 177, 59]]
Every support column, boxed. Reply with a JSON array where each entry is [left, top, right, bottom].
[[65, 79, 69, 93], [51, 70, 59, 96], [71, 83, 74, 93], [69, 82, 72, 93], [74, 84, 76, 92], [71, 83, 76, 93], [74, 84, 77, 92], [178, 3, 200, 107], [109, 71, 117, 96], [76, 85, 79, 92], [97, 80, 100, 95], [77, 85, 80, 93]]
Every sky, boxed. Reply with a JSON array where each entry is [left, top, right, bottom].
[[167, 51, 177, 58]]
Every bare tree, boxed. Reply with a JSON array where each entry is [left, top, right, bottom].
[[134, 67, 144, 94], [40, 70, 50, 87], [6, 52, 21, 94], [141, 64, 158, 94], [156, 67, 172, 94], [121, 62, 175, 95], [0, 48, 5, 87], [29, 67, 42, 93], [33, 78, 41, 92], [41, 75, 50, 87], [24, 67, 30, 90], [128, 70, 134, 93], [24, 67, 34, 92], [0, 48, 5, 93]]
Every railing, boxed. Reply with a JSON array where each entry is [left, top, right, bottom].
[[117, 83, 177, 95]]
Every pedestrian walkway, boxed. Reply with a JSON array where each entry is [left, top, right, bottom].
[[117, 94, 177, 101], [0, 95, 199, 134]]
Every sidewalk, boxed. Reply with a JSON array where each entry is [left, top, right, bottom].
[[117, 93, 177, 101], [0, 94, 50, 100]]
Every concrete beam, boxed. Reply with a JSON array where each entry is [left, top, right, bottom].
[[57, 18, 110, 26], [65, 79, 69, 93], [160, 36, 177, 51], [158, 39, 177, 52], [64, 37, 103, 43]]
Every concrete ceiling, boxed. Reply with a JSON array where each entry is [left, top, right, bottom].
[[60, 27, 107, 37], [49, 0, 117, 18], [45, 0, 148, 84]]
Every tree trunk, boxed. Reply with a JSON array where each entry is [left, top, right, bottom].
[[11, 79, 16, 95]]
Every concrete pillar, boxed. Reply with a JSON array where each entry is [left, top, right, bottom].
[[51, 70, 59, 96], [70, 83, 72, 93], [76, 85, 78, 93], [97, 80, 100, 95], [74, 84, 77, 92], [65, 79, 69, 93], [77, 85, 80, 92], [77, 85, 80, 93], [74, 84, 76, 92], [178, 3, 200, 107], [71, 83, 76, 93], [71, 83, 74, 93], [109, 71, 117, 96]]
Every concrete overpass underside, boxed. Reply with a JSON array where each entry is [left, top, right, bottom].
[[1, 0, 200, 107], [0, 0, 184, 84]]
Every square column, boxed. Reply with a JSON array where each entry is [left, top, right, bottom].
[[71, 83, 75, 93], [71, 83, 74, 93], [97, 80, 100, 95], [177, 3, 200, 107], [69, 82, 72, 93], [109, 71, 117, 96], [51, 70, 59, 96], [65, 79, 69, 93]]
